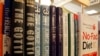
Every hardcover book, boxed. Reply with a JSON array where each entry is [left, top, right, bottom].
[[25, 0, 35, 56], [49, 5, 56, 56], [40, 5, 50, 56], [35, 2, 41, 56], [74, 14, 79, 56], [70, 13, 75, 56], [3, 0, 12, 56], [11, 0, 25, 56], [0, 1, 4, 56], [56, 7, 63, 56], [62, 7, 68, 56], [68, 13, 71, 56], [78, 13, 98, 56]]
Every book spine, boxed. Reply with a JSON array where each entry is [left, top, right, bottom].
[[74, 14, 79, 56], [3, 0, 12, 56], [25, 0, 35, 56], [0, 1, 3, 56], [35, 2, 41, 56], [68, 13, 71, 56], [49, 6, 56, 56], [11, 0, 25, 56], [63, 13, 68, 56], [41, 5, 50, 56], [56, 7, 63, 56], [70, 13, 75, 56]]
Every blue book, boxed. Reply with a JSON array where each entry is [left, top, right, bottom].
[[40, 5, 50, 56], [35, 2, 41, 56], [3, 0, 12, 56]]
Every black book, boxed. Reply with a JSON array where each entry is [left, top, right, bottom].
[[56, 7, 63, 56], [11, 0, 25, 56], [25, 0, 35, 56], [49, 5, 56, 56]]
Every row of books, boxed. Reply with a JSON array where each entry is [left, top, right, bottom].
[[0, 0, 79, 56]]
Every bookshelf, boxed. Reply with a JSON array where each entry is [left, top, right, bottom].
[[0, 0, 99, 56]]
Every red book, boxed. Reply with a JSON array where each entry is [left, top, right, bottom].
[[0, 1, 4, 56]]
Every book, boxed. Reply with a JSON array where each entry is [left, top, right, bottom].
[[0, 1, 4, 56], [25, 0, 35, 56], [40, 5, 50, 56], [56, 7, 63, 56], [62, 7, 68, 56], [98, 31, 100, 56], [68, 13, 71, 56], [78, 13, 98, 56], [49, 5, 56, 56], [74, 14, 79, 56], [11, 0, 25, 56], [70, 13, 75, 56], [3, 0, 12, 56], [35, 2, 41, 56]]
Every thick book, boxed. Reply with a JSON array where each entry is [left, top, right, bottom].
[[0, 1, 4, 56], [11, 0, 25, 56], [62, 7, 68, 56], [40, 5, 50, 56], [25, 0, 35, 56], [3, 0, 12, 56], [35, 2, 41, 56], [49, 5, 56, 56], [56, 7, 63, 56], [78, 13, 98, 56]]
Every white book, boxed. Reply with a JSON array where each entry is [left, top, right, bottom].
[[70, 13, 75, 56], [78, 13, 98, 56], [35, 3, 41, 56], [63, 12, 68, 56]]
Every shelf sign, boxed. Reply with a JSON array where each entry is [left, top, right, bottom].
[[79, 13, 98, 56], [76, 0, 90, 6]]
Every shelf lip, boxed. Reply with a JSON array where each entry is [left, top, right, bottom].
[[52, 0, 72, 6], [75, 0, 90, 6]]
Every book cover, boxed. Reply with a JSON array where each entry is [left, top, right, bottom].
[[35, 2, 41, 56], [62, 7, 68, 56], [40, 5, 50, 56], [11, 0, 25, 56], [49, 5, 56, 56], [0, 1, 4, 56], [25, 0, 35, 56], [56, 7, 63, 56], [3, 0, 12, 56], [78, 13, 98, 56]]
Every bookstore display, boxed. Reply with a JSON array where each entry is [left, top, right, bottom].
[[0, 0, 98, 56]]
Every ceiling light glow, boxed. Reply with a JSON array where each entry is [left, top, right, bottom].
[[86, 10, 98, 14]]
